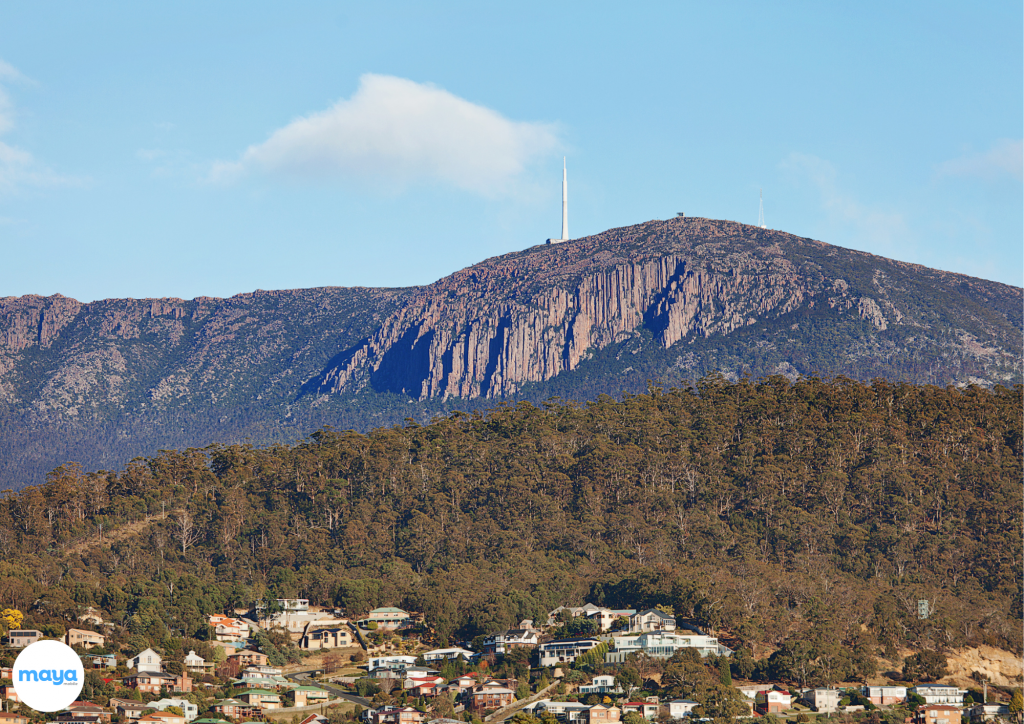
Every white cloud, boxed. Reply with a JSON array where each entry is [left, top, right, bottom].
[[936, 139, 1023, 182], [780, 152, 908, 248], [210, 74, 560, 195], [0, 59, 79, 193]]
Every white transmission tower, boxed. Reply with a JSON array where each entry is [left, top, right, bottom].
[[758, 189, 766, 229]]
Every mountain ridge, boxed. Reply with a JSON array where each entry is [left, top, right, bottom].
[[0, 216, 1020, 489]]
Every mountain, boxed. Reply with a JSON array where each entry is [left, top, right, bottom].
[[0, 216, 1020, 489]]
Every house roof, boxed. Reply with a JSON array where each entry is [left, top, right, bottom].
[[472, 688, 514, 695], [634, 609, 674, 619], [370, 607, 408, 614]]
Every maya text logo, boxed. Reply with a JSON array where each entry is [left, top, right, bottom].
[[18, 668, 79, 685]]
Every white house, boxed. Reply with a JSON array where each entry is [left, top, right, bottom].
[[803, 689, 841, 713], [129, 648, 163, 673], [911, 686, 967, 706], [668, 700, 699, 718], [422, 648, 474, 663], [605, 632, 730, 662], [538, 638, 602, 667], [579, 675, 624, 695], [183, 650, 209, 673], [150, 699, 199, 722], [368, 655, 418, 673]]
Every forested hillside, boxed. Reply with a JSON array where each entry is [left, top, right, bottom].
[[1, 216, 1020, 491], [0, 377, 1019, 675]]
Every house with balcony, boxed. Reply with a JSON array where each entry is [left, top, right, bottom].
[[579, 675, 624, 695], [211, 699, 254, 720], [605, 632, 730, 663], [237, 689, 282, 710], [911, 686, 967, 705], [366, 706, 424, 724], [208, 615, 248, 642], [628, 610, 676, 633], [65, 629, 105, 649], [483, 628, 540, 655], [227, 649, 269, 667], [538, 638, 602, 667], [423, 647, 474, 663], [289, 686, 330, 707], [361, 607, 412, 630]]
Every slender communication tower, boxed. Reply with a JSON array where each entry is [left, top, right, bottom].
[[758, 189, 766, 229], [547, 158, 570, 244], [561, 158, 569, 241]]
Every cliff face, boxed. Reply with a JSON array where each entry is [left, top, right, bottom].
[[309, 217, 1021, 400], [0, 216, 1020, 489]]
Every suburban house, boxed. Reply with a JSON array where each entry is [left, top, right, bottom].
[[915, 705, 963, 724], [7, 630, 41, 648], [0, 713, 28, 724], [801, 689, 842, 713], [89, 654, 117, 669], [300, 627, 354, 650], [468, 686, 515, 713], [129, 648, 163, 673], [583, 705, 621, 724], [966, 704, 1010, 722], [532, 700, 591, 721], [211, 699, 254, 720], [404, 675, 445, 696], [137, 712, 185, 724], [124, 671, 193, 694], [363, 607, 412, 630], [236, 689, 282, 710], [368, 656, 418, 674], [67, 702, 110, 723], [538, 638, 602, 667], [587, 608, 636, 632], [580, 675, 624, 695], [289, 686, 330, 707], [65, 629, 105, 649], [863, 686, 907, 706], [911, 686, 967, 705], [668, 700, 699, 718], [605, 632, 730, 662], [367, 706, 424, 724], [208, 615, 247, 642], [423, 647, 474, 663], [150, 698, 199, 722], [628, 609, 676, 633], [482, 628, 540, 655], [227, 649, 269, 667], [620, 703, 659, 720], [184, 650, 211, 673], [755, 690, 792, 715], [110, 699, 152, 720], [78, 608, 104, 626], [0, 685, 18, 703]]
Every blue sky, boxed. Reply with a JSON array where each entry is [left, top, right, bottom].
[[0, 2, 1020, 302]]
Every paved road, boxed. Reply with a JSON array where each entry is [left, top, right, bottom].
[[287, 670, 372, 708]]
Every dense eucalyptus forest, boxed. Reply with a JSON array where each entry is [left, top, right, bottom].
[[0, 376, 1019, 674]]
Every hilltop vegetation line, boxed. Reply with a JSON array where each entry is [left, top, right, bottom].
[[0, 376, 1019, 669]]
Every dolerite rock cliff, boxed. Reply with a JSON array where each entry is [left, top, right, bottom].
[[0, 217, 1020, 489]]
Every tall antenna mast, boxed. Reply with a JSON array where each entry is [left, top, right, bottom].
[[758, 189, 766, 229], [561, 157, 568, 241]]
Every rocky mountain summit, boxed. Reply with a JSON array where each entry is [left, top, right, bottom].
[[0, 216, 1020, 488]]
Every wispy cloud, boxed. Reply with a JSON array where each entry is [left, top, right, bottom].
[[0, 59, 81, 193], [780, 152, 908, 248], [209, 74, 560, 196], [936, 139, 1023, 182]]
